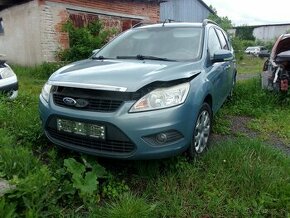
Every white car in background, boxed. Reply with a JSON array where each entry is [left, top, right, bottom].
[[0, 56, 18, 100], [245, 46, 267, 57]]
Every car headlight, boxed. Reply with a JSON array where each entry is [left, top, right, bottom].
[[129, 82, 190, 112], [0, 65, 15, 79], [41, 83, 52, 102]]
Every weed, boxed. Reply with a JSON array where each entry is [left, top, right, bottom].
[[101, 177, 130, 199], [64, 157, 107, 208], [7, 166, 63, 216], [0, 146, 40, 179], [0, 199, 17, 218], [98, 193, 157, 218], [143, 139, 290, 217]]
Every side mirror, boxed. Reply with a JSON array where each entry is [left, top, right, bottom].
[[212, 49, 233, 63]]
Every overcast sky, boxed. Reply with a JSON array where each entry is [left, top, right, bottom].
[[203, 0, 290, 26]]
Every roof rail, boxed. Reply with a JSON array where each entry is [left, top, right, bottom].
[[202, 19, 218, 27], [132, 21, 156, 28]]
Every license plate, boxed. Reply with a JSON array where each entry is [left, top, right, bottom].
[[57, 118, 105, 140]]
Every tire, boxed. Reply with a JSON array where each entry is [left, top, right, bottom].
[[7, 90, 18, 100], [187, 103, 212, 158]]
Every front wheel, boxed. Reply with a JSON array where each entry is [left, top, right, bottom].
[[187, 103, 212, 158]]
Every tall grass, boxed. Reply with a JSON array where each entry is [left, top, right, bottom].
[[139, 139, 290, 217]]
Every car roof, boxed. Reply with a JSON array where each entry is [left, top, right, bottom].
[[135, 22, 204, 29]]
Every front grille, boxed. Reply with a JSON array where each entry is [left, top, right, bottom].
[[46, 116, 136, 154], [47, 128, 135, 153], [53, 94, 123, 112], [52, 86, 141, 112]]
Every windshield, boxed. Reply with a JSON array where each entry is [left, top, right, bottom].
[[96, 27, 203, 61]]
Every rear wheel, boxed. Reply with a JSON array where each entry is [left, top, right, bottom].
[[187, 103, 212, 158]]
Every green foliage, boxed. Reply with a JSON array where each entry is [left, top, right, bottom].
[[7, 167, 63, 216], [64, 157, 107, 207], [0, 93, 42, 145], [0, 129, 15, 147], [0, 199, 17, 218], [101, 177, 130, 199], [11, 62, 64, 80], [225, 78, 289, 116], [212, 110, 231, 134], [99, 193, 157, 218], [144, 139, 290, 217], [208, 6, 233, 31], [255, 39, 275, 50], [236, 26, 255, 40], [58, 20, 116, 62], [237, 55, 266, 74], [0, 146, 40, 179]]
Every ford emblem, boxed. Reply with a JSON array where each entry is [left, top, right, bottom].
[[63, 97, 77, 106]]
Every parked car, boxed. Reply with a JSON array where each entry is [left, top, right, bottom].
[[262, 34, 290, 92], [0, 57, 18, 100], [258, 47, 270, 58], [245, 46, 268, 57], [39, 19, 237, 159]]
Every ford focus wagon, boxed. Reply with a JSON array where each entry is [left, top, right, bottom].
[[39, 20, 236, 159]]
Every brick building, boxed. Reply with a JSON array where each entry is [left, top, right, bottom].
[[0, 0, 159, 65]]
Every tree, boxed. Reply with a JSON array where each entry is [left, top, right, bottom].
[[208, 6, 233, 31]]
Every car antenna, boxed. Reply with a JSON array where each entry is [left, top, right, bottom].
[[162, 19, 175, 27]]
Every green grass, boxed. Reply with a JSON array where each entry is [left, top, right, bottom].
[[0, 62, 289, 217], [237, 55, 267, 74], [139, 139, 290, 217], [219, 78, 290, 144]]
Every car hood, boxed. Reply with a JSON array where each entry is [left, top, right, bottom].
[[49, 59, 201, 92]]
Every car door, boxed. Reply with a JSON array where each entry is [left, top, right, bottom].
[[206, 27, 229, 111], [215, 28, 235, 96]]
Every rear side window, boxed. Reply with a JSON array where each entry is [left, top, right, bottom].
[[208, 28, 221, 58], [215, 28, 229, 50]]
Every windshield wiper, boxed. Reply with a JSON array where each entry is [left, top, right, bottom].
[[116, 55, 176, 61]]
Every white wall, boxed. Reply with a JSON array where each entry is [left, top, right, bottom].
[[253, 25, 290, 41], [0, 1, 42, 66]]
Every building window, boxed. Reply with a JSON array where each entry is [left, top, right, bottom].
[[0, 18, 4, 34]]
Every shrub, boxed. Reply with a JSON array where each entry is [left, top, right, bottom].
[[58, 20, 117, 62]]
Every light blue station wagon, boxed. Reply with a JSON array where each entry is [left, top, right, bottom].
[[39, 20, 236, 159]]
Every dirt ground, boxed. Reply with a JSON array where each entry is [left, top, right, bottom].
[[211, 115, 290, 156]]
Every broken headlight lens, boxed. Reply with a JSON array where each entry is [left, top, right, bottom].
[[129, 82, 190, 112], [41, 83, 52, 102]]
